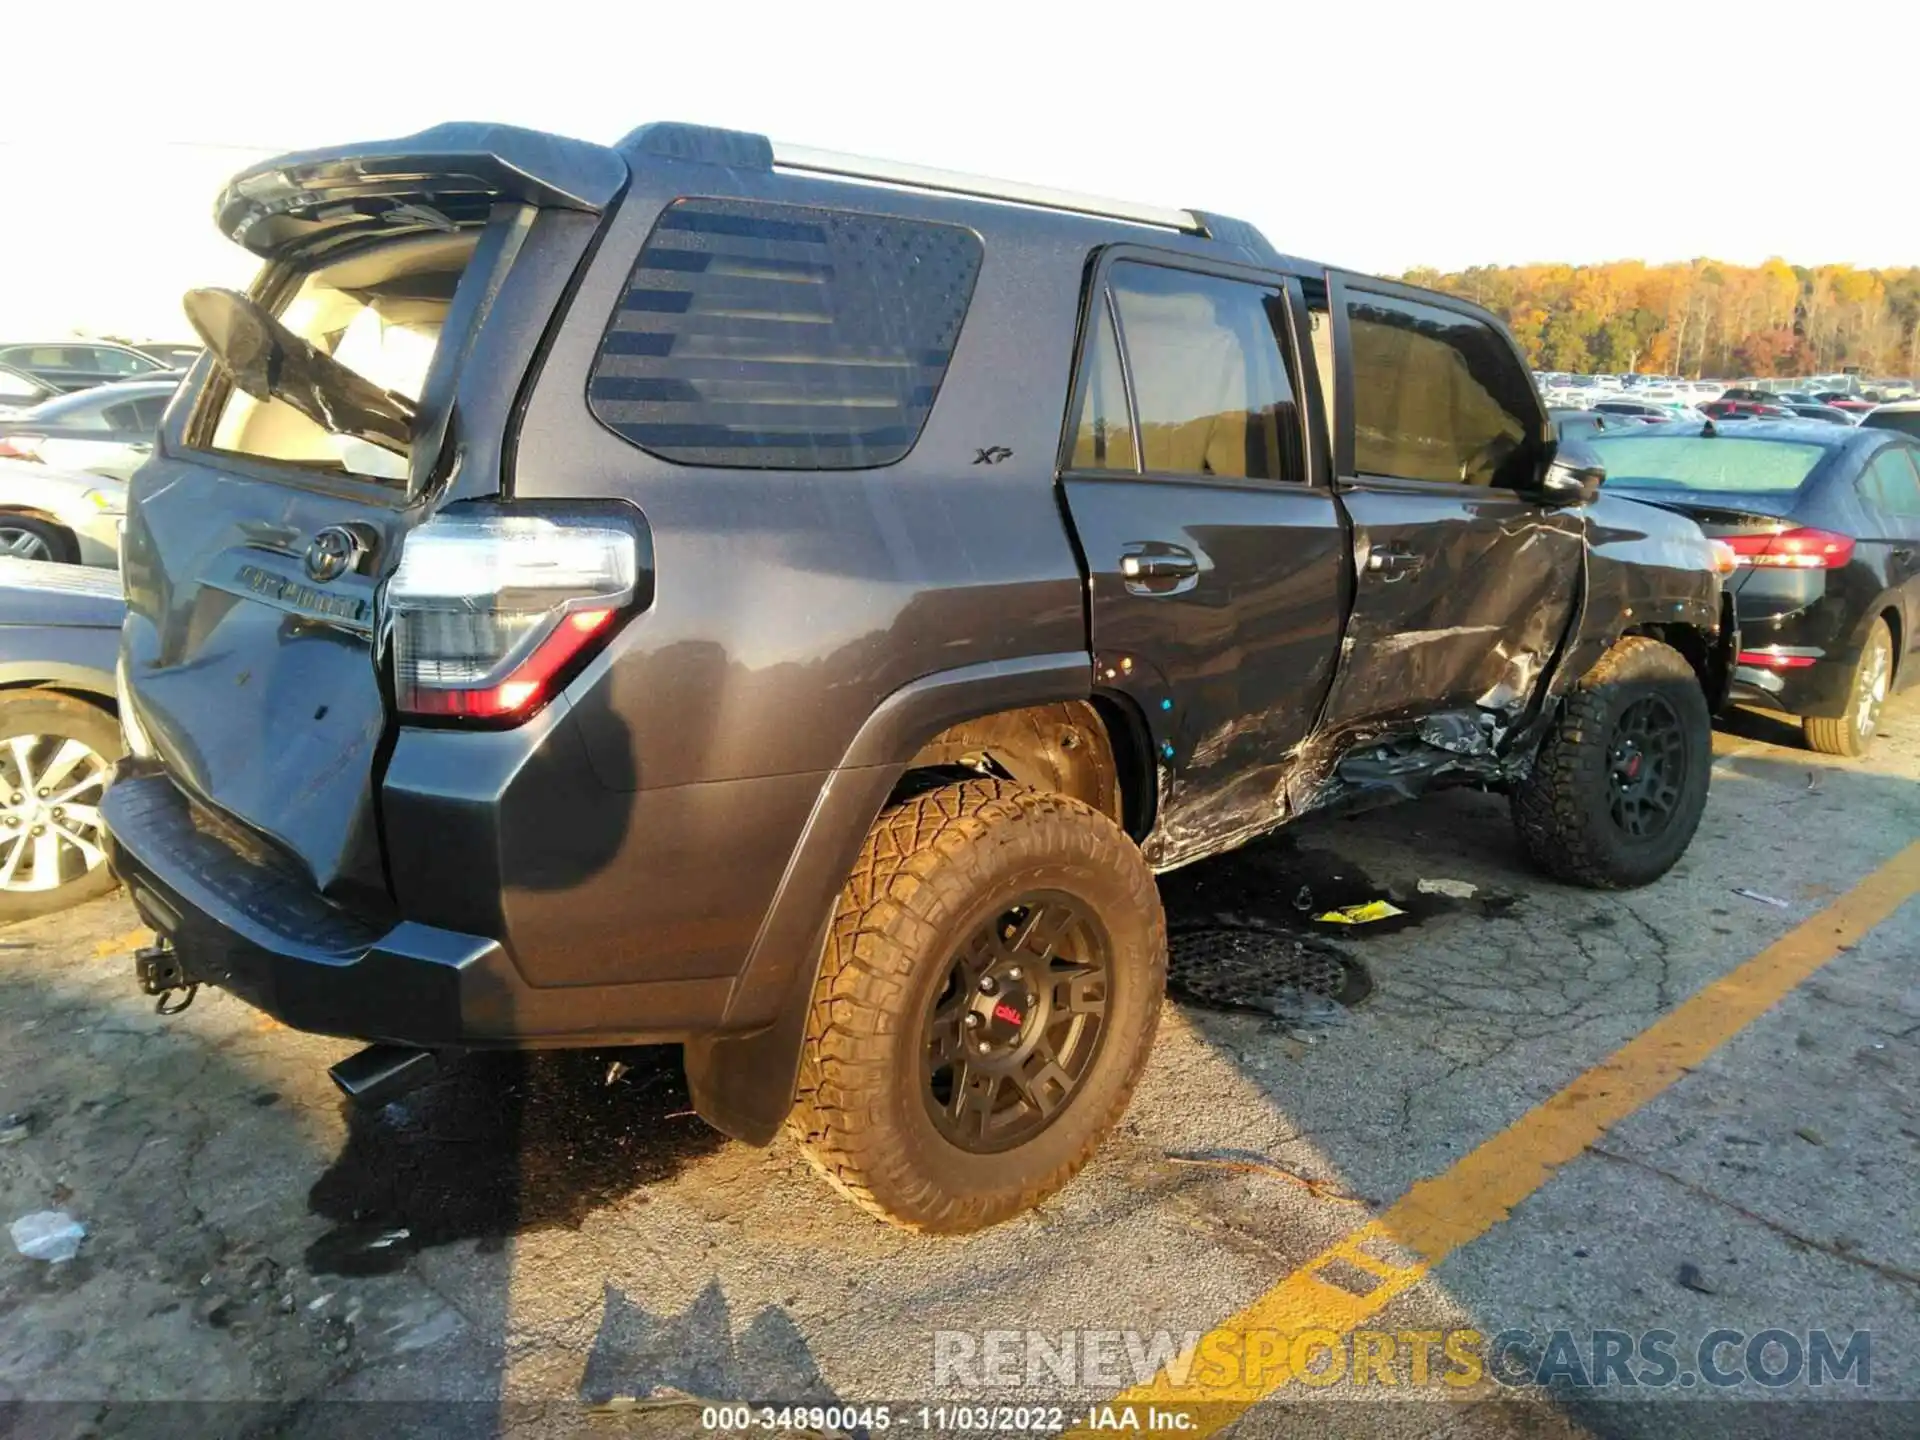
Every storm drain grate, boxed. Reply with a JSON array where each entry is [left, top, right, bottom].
[[1167, 921, 1373, 1020]]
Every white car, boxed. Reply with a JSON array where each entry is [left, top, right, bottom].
[[0, 457, 124, 565]]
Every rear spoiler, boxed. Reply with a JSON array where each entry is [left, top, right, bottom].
[[214, 122, 629, 260]]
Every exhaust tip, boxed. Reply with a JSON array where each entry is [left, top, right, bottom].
[[329, 1044, 437, 1109]]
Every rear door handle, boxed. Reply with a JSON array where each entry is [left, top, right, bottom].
[[1119, 542, 1199, 595], [1366, 543, 1425, 581]]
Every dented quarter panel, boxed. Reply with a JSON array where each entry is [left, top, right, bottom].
[[1553, 490, 1724, 689]]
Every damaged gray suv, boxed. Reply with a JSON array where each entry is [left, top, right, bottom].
[[102, 121, 1734, 1232]]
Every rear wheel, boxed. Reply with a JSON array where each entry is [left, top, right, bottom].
[[787, 780, 1165, 1232], [1511, 637, 1711, 889], [0, 692, 124, 923], [1803, 618, 1892, 759], [0, 516, 77, 565]]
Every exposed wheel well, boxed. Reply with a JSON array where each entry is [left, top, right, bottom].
[[891, 697, 1155, 842], [1623, 621, 1719, 698], [1881, 606, 1903, 681]]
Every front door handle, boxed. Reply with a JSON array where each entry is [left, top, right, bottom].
[[1366, 543, 1425, 581], [1119, 542, 1199, 595]]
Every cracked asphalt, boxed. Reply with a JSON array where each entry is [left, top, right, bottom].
[[2, 690, 1917, 1439]]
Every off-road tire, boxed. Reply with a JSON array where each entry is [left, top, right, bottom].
[[0, 691, 125, 923], [1802, 617, 1892, 759], [787, 780, 1165, 1233], [1511, 637, 1711, 890]]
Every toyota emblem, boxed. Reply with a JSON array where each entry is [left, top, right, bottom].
[[304, 526, 364, 583]]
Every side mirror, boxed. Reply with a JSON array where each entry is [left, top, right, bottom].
[[1534, 434, 1605, 505]]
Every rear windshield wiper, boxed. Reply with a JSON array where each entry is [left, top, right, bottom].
[[184, 286, 417, 458]]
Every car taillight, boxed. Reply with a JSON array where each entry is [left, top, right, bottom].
[[1720, 527, 1854, 570], [384, 510, 640, 723], [0, 434, 44, 461]]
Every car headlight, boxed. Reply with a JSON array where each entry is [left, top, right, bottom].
[[83, 488, 126, 515]]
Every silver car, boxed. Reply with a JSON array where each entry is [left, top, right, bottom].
[[0, 379, 174, 485], [0, 457, 124, 565]]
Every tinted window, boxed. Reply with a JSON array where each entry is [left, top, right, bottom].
[[1104, 262, 1301, 481], [17, 389, 115, 429], [1858, 447, 1920, 519], [130, 395, 170, 430], [1068, 301, 1136, 471], [86, 348, 157, 376], [1345, 291, 1538, 488], [1865, 410, 1920, 441], [589, 198, 983, 469], [1589, 435, 1827, 493]]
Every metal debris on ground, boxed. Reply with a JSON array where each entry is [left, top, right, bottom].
[[1316, 899, 1404, 925], [1733, 888, 1792, 909], [1675, 1261, 1716, 1295], [1166, 921, 1372, 1021], [10, 1211, 86, 1263], [605, 1059, 630, 1087], [1417, 878, 1480, 900], [1164, 1152, 1370, 1206], [0, 1112, 31, 1145]]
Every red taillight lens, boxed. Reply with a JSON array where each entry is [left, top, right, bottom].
[[385, 513, 639, 724], [1721, 527, 1854, 569], [0, 435, 44, 462]]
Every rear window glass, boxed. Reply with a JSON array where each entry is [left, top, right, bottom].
[[1589, 435, 1828, 492], [1865, 410, 1920, 441], [588, 198, 983, 469], [204, 230, 481, 484]]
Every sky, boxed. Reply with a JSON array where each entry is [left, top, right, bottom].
[[3, 0, 1915, 340]]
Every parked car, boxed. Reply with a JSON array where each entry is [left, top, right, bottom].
[[103, 120, 1732, 1232], [1784, 404, 1858, 426], [0, 559, 126, 922], [0, 363, 58, 419], [1588, 420, 1920, 756], [1863, 401, 1920, 441], [1813, 393, 1878, 416], [1549, 407, 1613, 439], [1702, 399, 1790, 420], [0, 458, 124, 565], [0, 342, 170, 394], [0, 379, 175, 483], [131, 344, 202, 370]]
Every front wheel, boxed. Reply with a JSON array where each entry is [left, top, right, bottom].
[[1511, 636, 1712, 889], [787, 780, 1165, 1233], [1803, 618, 1892, 758]]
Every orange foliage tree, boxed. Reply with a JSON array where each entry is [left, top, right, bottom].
[[1400, 258, 1920, 379]]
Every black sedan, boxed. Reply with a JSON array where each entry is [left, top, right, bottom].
[[0, 559, 125, 920], [1584, 420, 1920, 757]]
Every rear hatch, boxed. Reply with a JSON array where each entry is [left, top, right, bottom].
[[117, 125, 625, 902]]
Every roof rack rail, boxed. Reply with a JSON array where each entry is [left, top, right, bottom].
[[769, 141, 1203, 235]]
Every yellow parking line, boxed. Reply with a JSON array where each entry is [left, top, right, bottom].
[[1081, 840, 1920, 1433]]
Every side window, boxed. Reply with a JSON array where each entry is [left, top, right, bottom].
[[1104, 261, 1302, 481], [1859, 448, 1920, 520], [1345, 290, 1539, 489], [1069, 301, 1136, 471], [101, 402, 141, 431], [88, 348, 145, 376], [588, 197, 984, 470], [130, 395, 170, 430]]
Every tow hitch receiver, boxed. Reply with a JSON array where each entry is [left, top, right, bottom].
[[134, 943, 197, 1016]]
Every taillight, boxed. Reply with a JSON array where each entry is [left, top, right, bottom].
[[0, 434, 44, 462], [1720, 527, 1854, 570], [384, 510, 641, 723]]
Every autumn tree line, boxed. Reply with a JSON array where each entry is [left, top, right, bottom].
[[1400, 259, 1920, 381]]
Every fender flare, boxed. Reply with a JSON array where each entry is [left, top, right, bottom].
[[683, 651, 1091, 1145]]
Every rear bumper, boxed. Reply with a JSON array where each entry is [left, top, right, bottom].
[[1727, 653, 1856, 718], [101, 766, 733, 1048]]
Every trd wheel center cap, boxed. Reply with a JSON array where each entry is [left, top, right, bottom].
[[971, 980, 1037, 1053]]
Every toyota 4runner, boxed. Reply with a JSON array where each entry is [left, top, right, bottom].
[[102, 122, 1734, 1232]]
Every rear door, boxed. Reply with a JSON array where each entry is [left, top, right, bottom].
[[1056, 250, 1349, 867], [118, 131, 625, 898], [1315, 275, 1583, 729]]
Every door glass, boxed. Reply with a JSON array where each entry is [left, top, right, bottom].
[[1345, 290, 1539, 488], [1109, 262, 1302, 481], [1068, 301, 1137, 471], [1859, 447, 1920, 519]]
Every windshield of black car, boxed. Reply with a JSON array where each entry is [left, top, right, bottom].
[[201, 230, 479, 483], [1588, 434, 1830, 493]]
